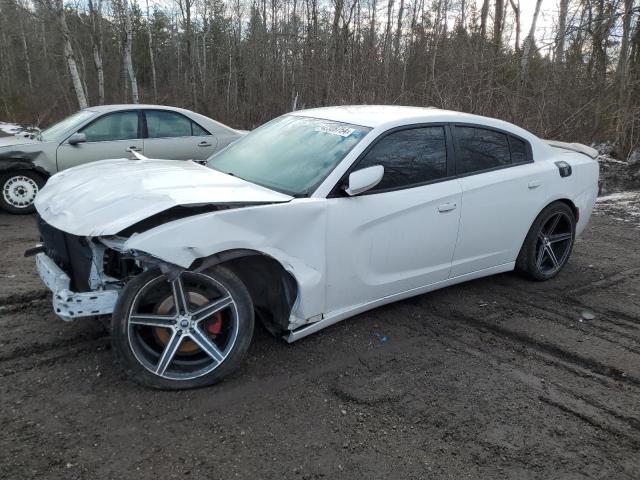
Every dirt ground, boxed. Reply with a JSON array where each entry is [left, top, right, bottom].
[[1, 195, 639, 480]]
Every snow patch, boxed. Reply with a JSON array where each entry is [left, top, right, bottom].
[[0, 122, 23, 136], [594, 191, 640, 226]]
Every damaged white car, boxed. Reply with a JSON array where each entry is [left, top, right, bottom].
[[32, 106, 599, 389]]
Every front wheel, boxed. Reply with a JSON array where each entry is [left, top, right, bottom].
[[0, 170, 46, 214], [516, 202, 576, 281], [111, 266, 254, 389]]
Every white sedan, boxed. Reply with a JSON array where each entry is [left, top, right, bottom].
[[33, 106, 599, 389]]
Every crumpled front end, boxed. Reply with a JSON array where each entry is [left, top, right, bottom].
[[34, 216, 139, 321]]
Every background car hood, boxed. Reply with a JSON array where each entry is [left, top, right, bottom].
[[0, 135, 41, 148], [35, 158, 292, 236]]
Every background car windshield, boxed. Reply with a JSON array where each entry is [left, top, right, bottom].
[[40, 110, 95, 142], [207, 115, 370, 196]]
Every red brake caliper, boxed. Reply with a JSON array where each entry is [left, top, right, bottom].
[[206, 312, 223, 335]]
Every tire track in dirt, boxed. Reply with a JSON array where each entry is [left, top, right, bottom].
[[407, 315, 640, 445]]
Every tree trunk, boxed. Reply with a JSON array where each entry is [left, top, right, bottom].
[[479, 0, 489, 38], [493, 0, 504, 51], [393, 0, 404, 60], [122, 0, 139, 103], [520, 0, 543, 83], [146, 0, 158, 101], [88, 0, 105, 105], [56, 0, 88, 109], [615, 0, 635, 150], [555, 0, 569, 62], [509, 0, 520, 52]]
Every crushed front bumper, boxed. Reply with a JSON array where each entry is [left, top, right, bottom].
[[36, 252, 119, 321]]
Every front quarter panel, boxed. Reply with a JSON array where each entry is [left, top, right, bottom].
[[0, 141, 58, 175], [124, 199, 327, 322]]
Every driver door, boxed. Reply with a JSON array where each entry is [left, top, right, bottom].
[[324, 125, 462, 313], [56, 110, 143, 171]]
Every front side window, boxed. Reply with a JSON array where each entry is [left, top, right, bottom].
[[455, 126, 511, 175], [145, 110, 209, 138], [207, 115, 370, 196], [355, 126, 448, 192], [80, 111, 139, 142]]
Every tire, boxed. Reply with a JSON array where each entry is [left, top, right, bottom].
[[111, 265, 254, 390], [0, 170, 46, 214], [516, 201, 576, 281]]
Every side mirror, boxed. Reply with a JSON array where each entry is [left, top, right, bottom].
[[67, 133, 86, 145], [345, 165, 384, 196]]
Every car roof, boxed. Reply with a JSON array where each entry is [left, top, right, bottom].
[[291, 105, 533, 137], [83, 104, 194, 114], [81, 104, 240, 134]]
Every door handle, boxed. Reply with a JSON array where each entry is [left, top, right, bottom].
[[198, 141, 212, 147], [528, 181, 542, 189], [438, 203, 457, 213], [126, 146, 141, 152]]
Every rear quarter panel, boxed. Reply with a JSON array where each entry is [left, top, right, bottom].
[[543, 149, 599, 236]]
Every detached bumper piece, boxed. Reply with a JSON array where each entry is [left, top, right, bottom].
[[36, 253, 118, 321]]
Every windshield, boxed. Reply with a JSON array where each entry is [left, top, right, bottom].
[[40, 110, 96, 142], [207, 115, 371, 196]]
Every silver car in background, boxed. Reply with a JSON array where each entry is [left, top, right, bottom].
[[0, 105, 245, 213]]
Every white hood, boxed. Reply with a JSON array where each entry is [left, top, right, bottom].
[[35, 158, 292, 236]]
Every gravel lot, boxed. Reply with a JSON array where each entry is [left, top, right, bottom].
[[1, 194, 639, 479]]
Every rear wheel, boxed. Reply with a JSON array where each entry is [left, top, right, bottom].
[[111, 266, 254, 389], [0, 170, 46, 214], [516, 202, 575, 281]]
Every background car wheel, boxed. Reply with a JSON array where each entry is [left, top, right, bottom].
[[0, 170, 46, 214], [111, 265, 254, 390], [516, 201, 576, 281]]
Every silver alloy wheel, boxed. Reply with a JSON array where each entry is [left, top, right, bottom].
[[535, 211, 573, 276], [126, 272, 239, 381], [2, 175, 39, 208]]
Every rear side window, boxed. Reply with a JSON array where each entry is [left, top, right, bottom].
[[192, 122, 210, 136], [454, 126, 531, 175], [509, 136, 528, 164], [356, 126, 448, 192], [455, 127, 510, 174], [145, 110, 210, 138]]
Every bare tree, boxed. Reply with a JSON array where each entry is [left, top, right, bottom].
[[87, 0, 105, 105], [122, 0, 139, 103], [493, 0, 505, 50], [146, 0, 158, 101], [56, 0, 88, 109], [176, 0, 197, 108], [509, 0, 521, 52], [520, 0, 543, 82], [1, 0, 639, 159], [479, 0, 489, 38], [555, 0, 569, 62]]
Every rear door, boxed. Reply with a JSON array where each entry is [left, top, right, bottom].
[[56, 110, 143, 171], [142, 110, 218, 161], [449, 125, 548, 277]]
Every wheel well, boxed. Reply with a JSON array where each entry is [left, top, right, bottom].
[[195, 250, 298, 337], [555, 198, 579, 222], [0, 159, 49, 179]]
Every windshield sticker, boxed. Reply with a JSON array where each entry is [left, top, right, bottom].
[[314, 124, 355, 137]]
